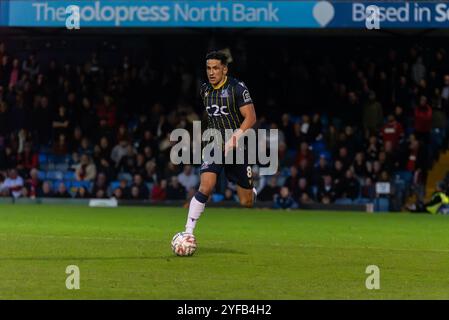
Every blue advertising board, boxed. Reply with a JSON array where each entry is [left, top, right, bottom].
[[1, 1, 449, 29]]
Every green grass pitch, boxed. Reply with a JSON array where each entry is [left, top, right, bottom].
[[0, 204, 448, 299]]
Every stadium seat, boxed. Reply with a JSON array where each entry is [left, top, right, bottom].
[[72, 181, 93, 191], [64, 171, 76, 181], [354, 198, 371, 205], [110, 181, 121, 192], [55, 163, 69, 171], [281, 167, 290, 177], [319, 150, 332, 161], [311, 141, 326, 155], [335, 198, 353, 205], [46, 171, 64, 181], [311, 186, 318, 198], [118, 172, 133, 182], [38, 154, 47, 165], [212, 193, 224, 202], [395, 171, 412, 185], [375, 198, 390, 212], [46, 155, 55, 164], [37, 171, 46, 181], [53, 180, 71, 190]]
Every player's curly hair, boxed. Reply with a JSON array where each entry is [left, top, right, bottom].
[[205, 51, 228, 66]]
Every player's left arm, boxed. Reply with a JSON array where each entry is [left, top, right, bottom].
[[233, 103, 256, 139], [225, 82, 257, 154]]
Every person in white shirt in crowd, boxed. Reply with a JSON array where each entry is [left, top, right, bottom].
[[2, 169, 24, 198], [177, 165, 199, 192]]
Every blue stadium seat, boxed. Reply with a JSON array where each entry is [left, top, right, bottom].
[[319, 150, 332, 161], [64, 171, 76, 181], [37, 171, 46, 181], [38, 154, 47, 165], [395, 171, 412, 185], [311, 186, 318, 198], [211, 193, 224, 202], [46, 155, 55, 164], [72, 181, 93, 191], [55, 163, 69, 171], [354, 198, 371, 205], [53, 180, 71, 191], [46, 171, 64, 181], [110, 181, 121, 192], [281, 167, 290, 177], [375, 198, 390, 212], [118, 172, 133, 182], [311, 141, 326, 155], [335, 198, 353, 205]]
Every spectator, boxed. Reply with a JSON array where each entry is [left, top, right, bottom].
[[166, 176, 186, 200], [341, 169, 360, 200], [75, 186, 91, 199], [24, 168, 41, 198], [112, 187, 123, 200], [441, 74, 449, 117], [95, 189, 107, 199], [223, 188, 236, 202], [362, 91, 383, 135], [97, 95, 117, 128], [0, 101, 9, 137], [53, 133, 69, 155], [77, 97, 98, 138], [412, 56, 426, 85], [151, 179, 167, 201], [33, 96, 52, 145], [111, 139, 129, 167], [284, 166, 299, 196], [144, 160, 158, 183], [177, 165, 199, 192], [130, 186, 142, 200], [313, 155, 331, 184], [273, 187, 297, 209], [3, 169, 24, 198], [361, 177, 375, 199], [16, 142, 38, 175], [117, 179, 131, 199], [134, 153, 146, 176], [131, 174, 149, 199], [0, 172, 6, 196], [118, 144, 137, 174], [78, 137, 93, 156], [91, 172, 108, 196], [52, 105, 70, 139], [414, 95, 433, 145], [37, 181, 53, 198], [380, 114, 404, 149], [296, 177, 313, 204], [69, 127, 83, 153], [75, 154, 96, 181], [294, 142, 314, 168], [54, 182, 71, 198], [317, 175, 336, 203], [259, 176, 279, 201]]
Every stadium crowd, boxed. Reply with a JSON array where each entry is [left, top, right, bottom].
[[0, 37, 448, 210]]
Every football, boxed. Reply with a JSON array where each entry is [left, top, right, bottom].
[[171, 232, 197, 256]]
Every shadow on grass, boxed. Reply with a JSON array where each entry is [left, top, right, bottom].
[[0, 248, 246, 261]]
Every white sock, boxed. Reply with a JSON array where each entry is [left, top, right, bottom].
[[253, 187, 257, 201], [185, 196, 206, 234]]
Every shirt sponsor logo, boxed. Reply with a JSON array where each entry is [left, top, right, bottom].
[[243, 89, 251, 103]]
